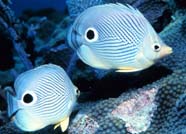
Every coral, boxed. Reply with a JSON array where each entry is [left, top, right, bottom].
[[0, 123, 24, 134], [175, 94, 186, 119], [96, 116, 126, 134], [112, 88, 158, 134], [69, 99, 126, 134], [66, 0, 103, 19], [0, 123, 63, 134], [68, 114, 99, 134], [159, 9, 186, 71], [69, 86, 158, 134], [69, 70, 186, 134], [0, 70, 14, 86], [0, 0, 16, 24], [0, 0, 33, 70], [142, 69, 186, 134]]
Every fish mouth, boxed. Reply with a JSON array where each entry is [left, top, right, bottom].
[[9, 109, 21, 122], [160, 45, 173, 57], [9, 109, 33, 132]]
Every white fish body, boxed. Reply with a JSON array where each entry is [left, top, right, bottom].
[[6, 64, 79, 132], [67, 3, 172, 72]]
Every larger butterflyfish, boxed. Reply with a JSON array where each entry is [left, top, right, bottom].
[[67, 3, 172, 72]]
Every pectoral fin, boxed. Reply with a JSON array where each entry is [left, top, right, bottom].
[[116, 67, 140, 72], [78, 45, 109, 69], [54, 117, 69, 132]]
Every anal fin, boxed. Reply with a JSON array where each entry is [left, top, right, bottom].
[[54, 117, 69, 132]]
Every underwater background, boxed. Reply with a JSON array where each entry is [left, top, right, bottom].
[[0, 0, 186, 134]]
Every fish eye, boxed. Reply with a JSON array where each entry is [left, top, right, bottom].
[[23, 94, 33, 103], [21, 91, 37, 106], [153, 43, 161, 52], [76, 89, 80, 96], [85, 27, 98, 42]]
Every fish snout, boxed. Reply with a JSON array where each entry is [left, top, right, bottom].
[[9, 109, 20, 122], [160, 45, 173, 57]]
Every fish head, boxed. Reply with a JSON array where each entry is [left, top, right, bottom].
[[138, 26, 172, 67], [67, 18, 100, 50], [67, 8, 112, 69], [6, 85, 46, 131]]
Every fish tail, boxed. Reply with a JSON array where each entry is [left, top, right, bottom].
[[6, 92, 18, 117], [66, 0, 104, 19]]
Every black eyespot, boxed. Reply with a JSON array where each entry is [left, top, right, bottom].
[[86, 29, 95, 40], [23, 93, 33, 103]]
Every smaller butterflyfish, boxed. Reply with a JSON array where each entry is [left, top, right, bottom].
[[6, 64, 80, 132]]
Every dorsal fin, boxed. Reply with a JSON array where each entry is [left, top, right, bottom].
[[66, 1, 145, 20]]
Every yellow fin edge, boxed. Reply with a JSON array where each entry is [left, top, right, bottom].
[[116, 67, 139, 72], [54, 117, 70, 132]]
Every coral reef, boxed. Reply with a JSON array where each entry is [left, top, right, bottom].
[[69, 87, 158, 134], [69, 70, 186, 134], [112, 88, 158, 134], [68, 114, 99, 134], [0, 0, 33, 70], [142, 69, 186, 134]]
